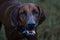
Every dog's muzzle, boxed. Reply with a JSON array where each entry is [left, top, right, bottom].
[[23, 15, 36, 36], [22, 24, 36, 36], [17, 15, 37, 36]]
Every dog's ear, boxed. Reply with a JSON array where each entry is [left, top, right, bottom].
[[10, 8, 19, 27], [37, 6, 46, 25]]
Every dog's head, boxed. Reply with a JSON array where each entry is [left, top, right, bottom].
[[11, 3, 46, 36]]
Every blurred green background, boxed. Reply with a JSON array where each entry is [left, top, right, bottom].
[[0, 0, 60, 40]]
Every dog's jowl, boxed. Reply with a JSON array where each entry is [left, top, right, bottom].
[[0, 0, 46, 40]]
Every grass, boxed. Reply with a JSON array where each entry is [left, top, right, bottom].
[[0, 0, 60, 40]]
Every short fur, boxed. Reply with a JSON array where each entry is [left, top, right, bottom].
[[0, 0, 46, 40]]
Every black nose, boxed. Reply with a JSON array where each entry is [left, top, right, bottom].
[[28, 24, 35, 27], [27, 24, 35, 30]]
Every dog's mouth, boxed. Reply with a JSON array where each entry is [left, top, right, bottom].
[[17, 25, 36, 36], [22, 29, 36, 36]]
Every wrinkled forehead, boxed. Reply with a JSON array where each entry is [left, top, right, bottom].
[[19, 3, 39, 13]]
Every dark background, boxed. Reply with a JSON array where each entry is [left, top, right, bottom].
[[0, 0, 60, 40]]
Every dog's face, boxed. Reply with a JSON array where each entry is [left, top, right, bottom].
[[11, 3, 45, 36], [18, 3, 40, 36], [18, 3, 40, 29]]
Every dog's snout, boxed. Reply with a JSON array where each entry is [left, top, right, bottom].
[[27, 19, 36, 27], [27, 19, 36, 30], [27, 24, 35, 30], [27, 15, 36, 25]]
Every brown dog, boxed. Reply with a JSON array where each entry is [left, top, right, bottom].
[[0, 0, 46, 40]]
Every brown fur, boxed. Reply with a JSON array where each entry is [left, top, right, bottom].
[[0, 1, 38, 40], [0, 1, 21, 40], [0, 0, 45, 40]]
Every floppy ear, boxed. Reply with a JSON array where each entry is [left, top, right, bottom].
[[10, 8, 19, 27], [37, 6, 46, 25]]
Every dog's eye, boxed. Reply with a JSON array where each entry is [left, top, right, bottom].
[[20, 11, 27, 17], [32, 10, 39, 16]]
